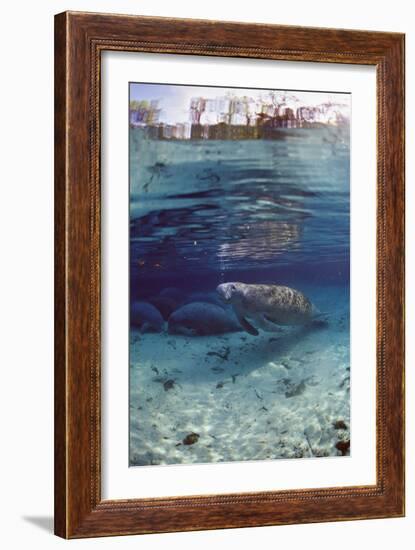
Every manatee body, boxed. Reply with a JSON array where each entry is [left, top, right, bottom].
[[130, 301, 164, 333], [168, 301, 241, 336], [159, 287, 187, 303], [216, 282, 318, 336], [183, 291, 226, 309]]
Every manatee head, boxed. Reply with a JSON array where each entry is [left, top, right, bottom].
[[216, 282, 245, 304]]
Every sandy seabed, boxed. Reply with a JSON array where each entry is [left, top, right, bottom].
[[129, 309, 350, 467]]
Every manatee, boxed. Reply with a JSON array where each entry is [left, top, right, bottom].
[[216, 282, 320, 336], [183, 291, 226, 309], [130, 301, 164, 333], [159, 287, 187, 303], [168, 301, 241, 336]]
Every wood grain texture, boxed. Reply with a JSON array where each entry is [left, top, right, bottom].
[[54, 11, 405, 539], [54, 11, 67, 538]]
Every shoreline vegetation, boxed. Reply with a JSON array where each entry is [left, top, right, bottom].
[[129, 93, 350, 140]]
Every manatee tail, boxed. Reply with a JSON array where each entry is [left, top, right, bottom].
[[308, 307, 334, 330], [313, 311, 335, 321], [311, 304, 335, 320]]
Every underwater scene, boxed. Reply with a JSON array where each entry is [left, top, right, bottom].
[[129, 83, 351, 466]]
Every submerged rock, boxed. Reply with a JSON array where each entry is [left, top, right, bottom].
[[335, 439, 350, 456], [163, 379, 176, 391], [130, 301, 164, 333], [333, 419, 348, 430], [168, 302, 241, 336], [281, 379, 306, 398], [183, 432, 199, 445]]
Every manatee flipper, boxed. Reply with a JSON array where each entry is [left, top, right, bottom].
[[238, 315, 259, 336], [309, 318, 329, 329], [241, 317, 259, 336], [257, 314, 283, 332], [309, 310, 331, 328], [312, 311, 329, 319]]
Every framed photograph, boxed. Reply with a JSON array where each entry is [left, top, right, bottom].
[[54, 11, 405, 538]]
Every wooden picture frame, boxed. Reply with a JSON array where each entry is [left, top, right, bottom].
[[54, 11, 405, 538]]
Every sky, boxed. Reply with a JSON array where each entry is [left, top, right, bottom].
[[129, 82, 350, 125]]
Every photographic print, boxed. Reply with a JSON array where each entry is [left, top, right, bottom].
[[129, 82, 351, 467]]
